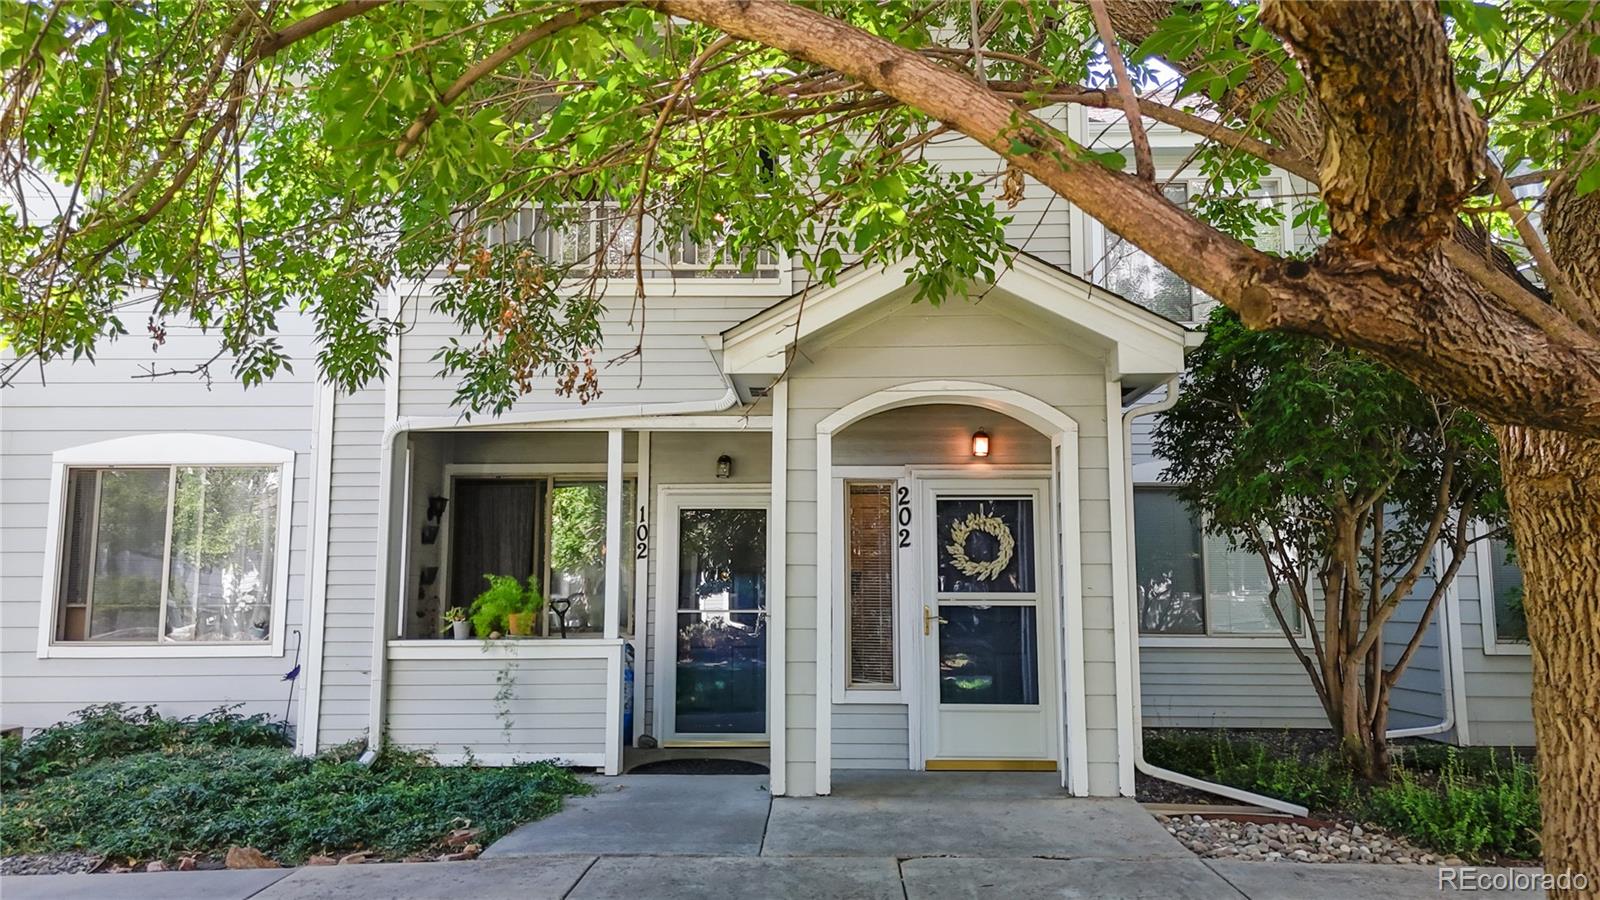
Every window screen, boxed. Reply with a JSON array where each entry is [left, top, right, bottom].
[[846, 482, 896, 688]]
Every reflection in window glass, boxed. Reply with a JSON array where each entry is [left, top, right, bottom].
[[675, 507, 767, 734], [1489, 537, 1527, 643], [938, 605, 1039, 705], [1133, 488, 1205, 635], [548, 481, 636, 635], [57, 465, 281, 645], [165, 467, 280, 642]]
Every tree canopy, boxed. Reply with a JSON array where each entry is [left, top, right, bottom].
[[1154, 307, 1504, 775], [4, 1, 1597, 425]]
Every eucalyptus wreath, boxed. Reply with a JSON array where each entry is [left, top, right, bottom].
[[945, 512, 1014, 581]]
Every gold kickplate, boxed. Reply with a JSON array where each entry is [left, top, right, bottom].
[[925, 759, 1059, 772]]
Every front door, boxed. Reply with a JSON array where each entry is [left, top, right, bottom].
[[656, 488, 769, 744], [920, 480, 1059, 770]]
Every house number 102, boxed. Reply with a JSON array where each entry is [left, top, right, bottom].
[[635, 506, 649, 559], [896, 485, 912, 548]]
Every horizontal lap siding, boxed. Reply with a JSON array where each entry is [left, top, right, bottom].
[[789, 300, 1116, 794], [316, 386, 385, 749], [833, 704, 909, 769], [1453, 555, 1534, 746], [386, 657, 607, 759], [0, 322, 316, 734], [395, 293, 779, 419]]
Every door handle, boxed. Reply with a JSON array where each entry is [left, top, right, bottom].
[[923, 605, 947, 635]]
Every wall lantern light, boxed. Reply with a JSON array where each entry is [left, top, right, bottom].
[[716, 454, 734, 479], [971, 430, 991, 458]]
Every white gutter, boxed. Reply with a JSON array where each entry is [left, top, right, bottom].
[[1120, 376, 1310, 817], [364, 387, 743, 753], [1386, 544, 1462, 740]]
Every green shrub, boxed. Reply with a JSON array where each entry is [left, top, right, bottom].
[[0, 745, 587, 863], [1, 704, 288, 791], [1144, 730, 1542, 861], [1367, 750, 1541, 860]]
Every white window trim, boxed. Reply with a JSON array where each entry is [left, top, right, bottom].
[[1476, 523, 1531, 656], [831, 467, 913, 704], [37, 434, 296, 660], [1088, 174, 1293, 326], [1132, 480, 1313, 648]]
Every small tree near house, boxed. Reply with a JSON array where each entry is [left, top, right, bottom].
[[1153, 308, 1505, 780]]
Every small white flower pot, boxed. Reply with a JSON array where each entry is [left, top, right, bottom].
[[451, 620, 471, 640]]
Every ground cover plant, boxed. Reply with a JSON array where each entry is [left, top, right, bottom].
[[0, 705, 588, 865], [1145, 729, 1540, 862]]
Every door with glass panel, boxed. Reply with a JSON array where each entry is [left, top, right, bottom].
[[656, 489, 769, 744], [920, 480, 1058, 769]]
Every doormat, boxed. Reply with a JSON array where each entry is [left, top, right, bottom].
[[627, 759, 769, 775]]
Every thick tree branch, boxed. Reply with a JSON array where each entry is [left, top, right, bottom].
[[1260, 0, 1486, 250], [251, 0, 391, 58], [1087, 0, 1153, 181], [652, 0, 1600, 435]]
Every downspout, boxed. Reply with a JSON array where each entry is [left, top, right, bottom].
[[1120, 376, 1310, 816], [364, 386, 744, 756], [1385, 544, 1459, 740]]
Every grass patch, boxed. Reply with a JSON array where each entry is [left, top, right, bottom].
[[1145, 729, 1540, 862], [1, 705, 589, 864]]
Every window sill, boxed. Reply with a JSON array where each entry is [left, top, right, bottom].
[[836, 687, 905, 705], [1139, 634, 1306, 650], [1482, 640, 1532, 657], [38, 641, 282, 660], [387, 638, 624, 661]]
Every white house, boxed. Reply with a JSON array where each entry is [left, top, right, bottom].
[[0, 108, 1533, 807]]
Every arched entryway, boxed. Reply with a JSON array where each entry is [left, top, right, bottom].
[[813, 381, 1087, 796]]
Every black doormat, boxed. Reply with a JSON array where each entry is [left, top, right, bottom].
[[628, 758, 769, 775]]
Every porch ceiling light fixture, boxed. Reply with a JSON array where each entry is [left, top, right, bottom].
[[716, 454, 733, 479], [971, 429, 991, 458]]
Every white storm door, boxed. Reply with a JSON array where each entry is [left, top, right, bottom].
[[920, 480, 1058, 769]]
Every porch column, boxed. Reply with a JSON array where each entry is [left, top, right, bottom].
[[604, 428, 624, 641]]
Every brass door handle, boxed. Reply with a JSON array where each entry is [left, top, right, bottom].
[[923, 605, 947, 635]]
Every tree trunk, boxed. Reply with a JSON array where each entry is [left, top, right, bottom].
[[1501, 428, 1600, 890]]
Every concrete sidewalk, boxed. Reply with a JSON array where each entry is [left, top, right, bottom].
[[0, 857, 1546, 899], [0, 774, 1545, 898]]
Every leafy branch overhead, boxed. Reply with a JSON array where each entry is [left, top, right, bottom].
[[5, 1, 1597, 433]]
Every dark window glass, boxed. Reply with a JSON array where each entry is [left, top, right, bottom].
[[935, 498, 1035, 594], [938, 605, 1039, 705]]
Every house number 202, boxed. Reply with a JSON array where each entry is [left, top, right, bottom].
[[896, 485, 912, 548]]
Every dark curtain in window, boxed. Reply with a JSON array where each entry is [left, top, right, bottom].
[[449, 480, 540, 612]]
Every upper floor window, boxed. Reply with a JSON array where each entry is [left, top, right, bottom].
[[41, 435, 295, 657], [1134, 486, 1299, 637], [1093, 180, 1285, 323]]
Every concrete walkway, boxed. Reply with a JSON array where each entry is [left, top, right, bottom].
[[1, 773, 1545, 899]]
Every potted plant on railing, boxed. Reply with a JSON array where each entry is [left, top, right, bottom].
[[469, 575, 545, 639], [441, 606, 470, 640]]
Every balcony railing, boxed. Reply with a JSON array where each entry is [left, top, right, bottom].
[[479, 204, 783, 285]]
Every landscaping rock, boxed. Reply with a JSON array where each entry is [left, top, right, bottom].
[[145, 861, 167, 872], [0, 852, 104, 876], [1160, 815, 1439, 865], [306, 855, 337, 866], [225, 846, 280, 869], [177, 856, 198, 871]]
